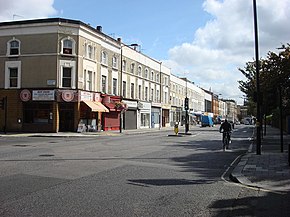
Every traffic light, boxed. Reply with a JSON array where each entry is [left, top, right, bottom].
[[0, 97, 5, 110], [0, 97, 7, 110], [184, 97, 189, 110]]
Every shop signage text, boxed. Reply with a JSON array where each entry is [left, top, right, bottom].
[[32, 90, 55, 101]]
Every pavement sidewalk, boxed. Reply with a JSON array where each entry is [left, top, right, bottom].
[[0, 126, 177, 138], [0, 125, 200, 138], [231, 126, 290, 192]]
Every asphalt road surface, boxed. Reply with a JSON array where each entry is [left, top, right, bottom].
[[0, 125, 289, 216]]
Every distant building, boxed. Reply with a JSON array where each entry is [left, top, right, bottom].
[[224, 99, 237, 122]]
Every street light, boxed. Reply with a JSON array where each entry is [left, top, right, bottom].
[[159, 61, 162, 130], [253, 0, 261, 155], [119, 42, 139, 133], [184, 78, 189, 134], [276, 46, 286, 153]]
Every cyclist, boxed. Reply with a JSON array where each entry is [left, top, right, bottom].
[[219, 119, 232, 148]]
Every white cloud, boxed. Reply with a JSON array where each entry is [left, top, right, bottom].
[[165, 0, 290, 104], [0, 0, 57, 21]]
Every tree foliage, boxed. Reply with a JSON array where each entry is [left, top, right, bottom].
[[238, 43, 290, 119]]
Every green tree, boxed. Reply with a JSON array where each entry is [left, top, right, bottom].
[[238, 61, 258, 116], [238, 43, 290, 124]]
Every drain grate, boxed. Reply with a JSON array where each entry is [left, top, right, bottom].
[[39, 154, 55, 157]]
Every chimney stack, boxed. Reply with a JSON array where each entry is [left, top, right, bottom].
[[96, 26, 102, 32]]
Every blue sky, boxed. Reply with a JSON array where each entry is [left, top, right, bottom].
[[53, 0, 211, 60], [1, 0, 290, 105]]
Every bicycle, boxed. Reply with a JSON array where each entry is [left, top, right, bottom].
[[221, 131, 231, 151]]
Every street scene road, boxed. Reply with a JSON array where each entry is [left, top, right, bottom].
[[0, 125, 289, 217]]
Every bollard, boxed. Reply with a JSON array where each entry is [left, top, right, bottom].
[[174, 123, 179, 135]]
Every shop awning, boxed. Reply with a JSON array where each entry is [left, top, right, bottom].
[[82, 101, 109, 112]]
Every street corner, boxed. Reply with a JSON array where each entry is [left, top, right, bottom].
[[229, 153, 252, 185]]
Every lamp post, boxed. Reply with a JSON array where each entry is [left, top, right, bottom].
[[278, 86, 283, 152], [119, 42, 139, 133], [184, 78, 189, 134], [253, 0, 261, 155], [159, 61, 162, 130], [276, 46, 286, 153]]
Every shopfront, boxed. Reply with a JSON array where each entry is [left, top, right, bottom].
[[162, 107, 170, 127], [151, 102, 161, 128], [138, 101, 151, 129], [22, 89, 56, 132], [170, 106, 182, 126], [123, 100, 137, 130], [102, 95, 123, 131], [20, 89, 109, 133], [78, 91, 109, 132]]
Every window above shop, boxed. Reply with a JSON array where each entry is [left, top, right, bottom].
[[59, 60, 76, 89], [7, 38, 20, 56], [137, 65, 142, 77], [101, 51, 108, 65], [102, 75, 107, 93], [87, 45, 93, 59], [130, 63, 135, 74], [144, 68, 148, 79], [61, 37, 76, 55], [62, 67, 72, 87], [122, 60, 126, 72], [151, 71, 154, 81], [112, 56, 118, 69], [5, 61, 21, 89]]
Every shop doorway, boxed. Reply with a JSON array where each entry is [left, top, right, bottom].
[[59, 103, 74, 132]]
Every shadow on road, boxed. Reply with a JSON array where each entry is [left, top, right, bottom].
[[209, 192, 290, 217], [127, 178, 214, 186]]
